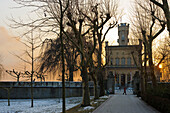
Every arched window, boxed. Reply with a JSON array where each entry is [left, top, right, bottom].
[[108, 71, 113, 78], [115, 58, 119, 65], [127, 57, 131, 65], [121, 58, 125, 65], [127, 73, 131, 85], [122, 34, 125, 41]]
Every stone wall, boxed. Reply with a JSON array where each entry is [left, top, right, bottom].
[[0, 81, 96, 99]]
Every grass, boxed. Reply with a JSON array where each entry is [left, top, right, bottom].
[[66, 96, 109, 113]]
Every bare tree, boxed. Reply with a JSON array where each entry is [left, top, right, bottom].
[[131, 0, 166, 89], [67, 0, 121, 98], [38, 32, 79, 110], [64, 36, 79, 81], [150, 0, 170, 36], [9, 28, 42, 107], [0, 56, 4, 80], [11, 0, 69, 110], [0, 56, 12, 106], [88, 47, 100, 100], [10, 0, 120, 107], [63, 0, 99, 106], [39, 33, 79, 81], [154, 37, 170, 67], [0, 65, 3, 80], [58, 1, 69, 112], [76, 0, 121, 97], [10, 1, 70, 111], [94, 0, 120, 96], [64, 0, 121, 103], [153, 37, 170, 82], [6, 69, 29, 83]]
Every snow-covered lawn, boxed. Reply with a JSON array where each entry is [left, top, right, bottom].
[[0, 95, 110, 113], [76, 95, 109, 112], [0, 97, 83, 113], [78, 106, 95, 112]]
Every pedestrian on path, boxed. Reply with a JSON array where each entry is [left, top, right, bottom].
[[123, 86, 127, 95]]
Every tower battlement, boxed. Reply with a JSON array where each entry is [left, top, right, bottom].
[[117, 23, 129, 45], [118, 23, 129, 27]]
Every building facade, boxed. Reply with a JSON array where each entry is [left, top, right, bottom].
[[105, 23, 142, 87]]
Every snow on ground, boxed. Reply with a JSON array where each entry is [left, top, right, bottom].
[[99, 95, 109, 99], [90, 101, 98, 104], [115, 88, 133, 95], [78, 106, 95, 111], [0, 94, 116, 113], [0, 97, 83, 113], [94, 99, 106, 102]]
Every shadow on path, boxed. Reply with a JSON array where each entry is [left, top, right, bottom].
[[93, 90, 160, 113]]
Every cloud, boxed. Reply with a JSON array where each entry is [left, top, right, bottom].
[[0, 26, 25, 71]]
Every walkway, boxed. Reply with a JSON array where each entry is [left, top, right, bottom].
[[93, 89, 160, 113]]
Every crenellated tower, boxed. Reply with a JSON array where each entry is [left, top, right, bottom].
[[117, 23, 129, 45]]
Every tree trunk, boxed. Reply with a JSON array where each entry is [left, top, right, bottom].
[[98, 71, 105, 96], [31, 74, 33, 108], [60, 12, 66, 113], [94, 77, 99, 100], [139, 43, 145, 96], [31, 35, 34, 108], [98, 40, 105, 96], [8, 88, 10, 106], [17, 76, 19, 83], [144, 43, 148, 91], [81, 65, 90, 106], [69, 65, 74, 81], [148, 43, 157, 87], [89, 56, 99, 100], [91, 72, 99, 100]]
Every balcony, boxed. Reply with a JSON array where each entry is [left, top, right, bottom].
[[106, 64, 139, 69]]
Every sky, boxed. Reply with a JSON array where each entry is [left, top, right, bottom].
[[0, 0, 133, 80], [0, 0, 133, 38]]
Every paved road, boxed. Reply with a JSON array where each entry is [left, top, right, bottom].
[[93, 90, 160, 113]]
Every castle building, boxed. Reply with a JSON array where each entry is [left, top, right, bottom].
[[105, 23, 142, 87]]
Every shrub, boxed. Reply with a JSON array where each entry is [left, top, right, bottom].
[[143, 83, 170, 113], [143, 94, 170, 113]]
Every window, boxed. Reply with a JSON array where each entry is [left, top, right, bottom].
[[121, 58, 125, 65], [127, 58, 131, 65], [116, 52, 119, 55], [111, 58, 113, 65], [115, 58, 119, 65], [108, 71, 113, 77], [122, 34, 125, 41]]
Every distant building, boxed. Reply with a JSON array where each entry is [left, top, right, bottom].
[[105, 23, 142, 87]]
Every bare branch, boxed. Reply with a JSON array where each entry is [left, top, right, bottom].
[[150, 0, 163, 8]]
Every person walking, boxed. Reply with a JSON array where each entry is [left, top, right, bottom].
[[123, 86, 127, 95]]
